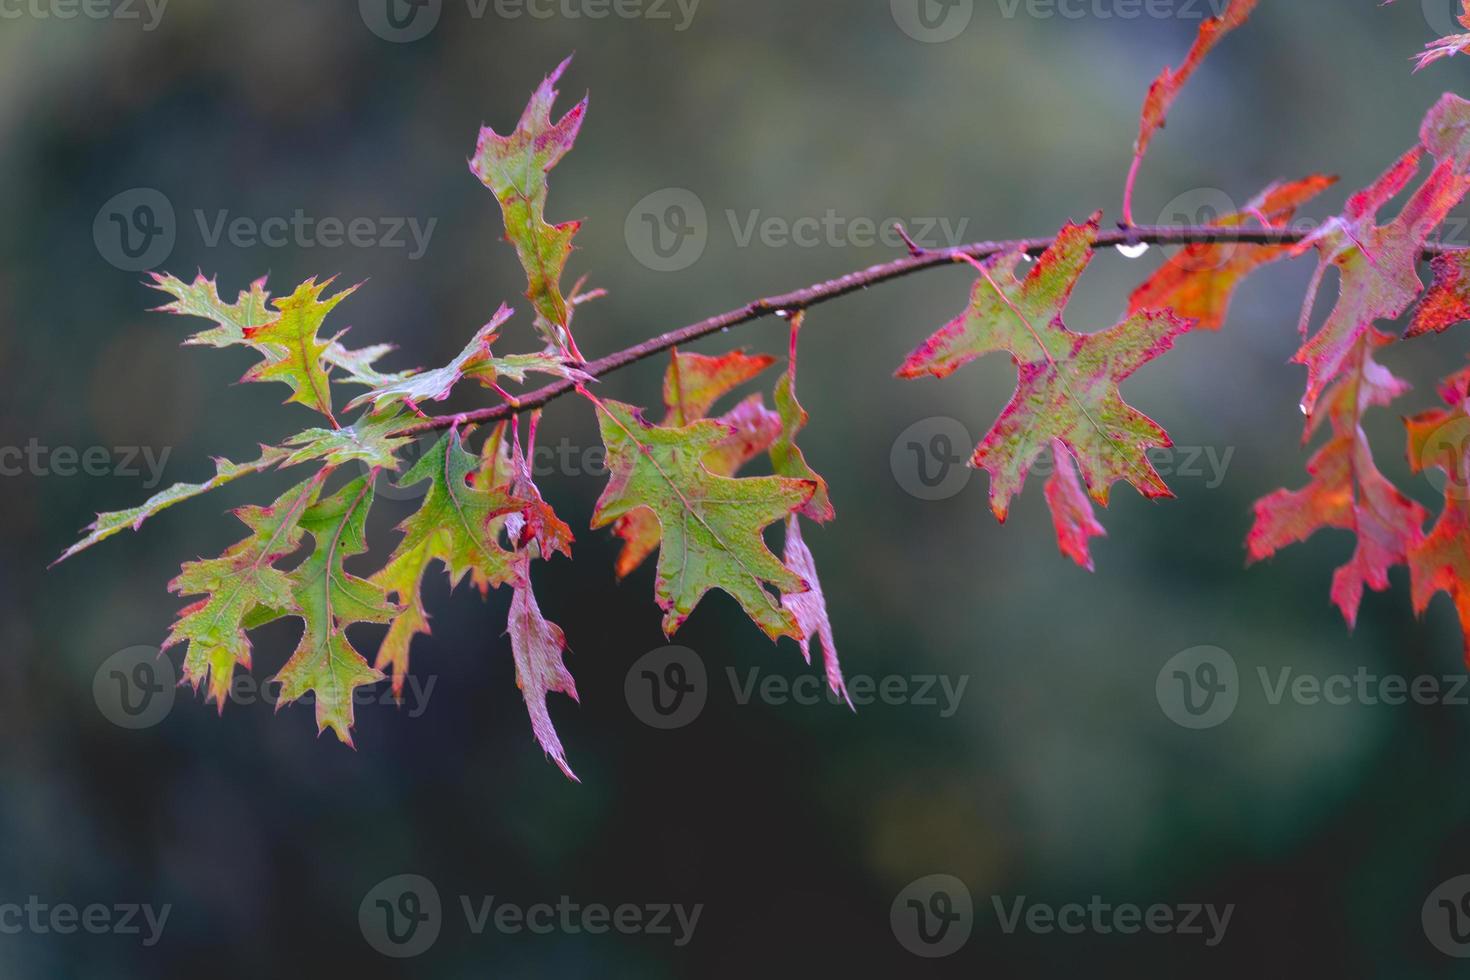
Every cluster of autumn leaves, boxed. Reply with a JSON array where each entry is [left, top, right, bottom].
[[895, 3, 1470, 662], [57, 58, 847, 778], [59, 7, 1470, 773]]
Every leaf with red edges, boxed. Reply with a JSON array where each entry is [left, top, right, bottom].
[[1409, 250, 1470, 337], [1044, 440, 1107, 572], [470, 57, 589, 359], [1248, 331, 1426, 627], [592, 399, 814, 640], [898, 214, 1191, 526], [1133, 0, 1256, 160], [611, 350, 779, 578], [1291, 144, 1470, 416]]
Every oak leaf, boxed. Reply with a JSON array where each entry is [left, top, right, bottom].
[[274, 475, 397, 745], [898, 214, 1190, 525], [591, 399, 814, 639]]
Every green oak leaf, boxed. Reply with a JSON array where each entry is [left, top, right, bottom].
[[612, 350, 780, 578], [273, 475, 396, 745], [53, 446, 290, 565], [163, 473, 326, 708], [591, 399, 815, 640], [282, 409, 413, 470], [373, 427, 522, 695], [242, 277, 358, 423]]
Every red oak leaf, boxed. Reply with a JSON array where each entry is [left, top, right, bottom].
[[898, 214, 1191, 532], [1408, 250, 1470, 337], [1128, 175, 1337, 331], [1044, 440, 1107, 573], [1291, 143, 1470, 416], [1405, 366, 1470, 661], [1248, 330, 1426, 627], [1123, 0, 1257, 221]]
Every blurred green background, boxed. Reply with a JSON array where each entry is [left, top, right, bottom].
[[4, 0, 1470, 975]]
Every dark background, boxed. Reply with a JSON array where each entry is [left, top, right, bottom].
[[5, 0, 1470, 975]]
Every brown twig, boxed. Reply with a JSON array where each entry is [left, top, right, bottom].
[[395, 224, 1455, 437]]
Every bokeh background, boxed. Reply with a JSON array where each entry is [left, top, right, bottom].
[[4, 0, 1470, 975]]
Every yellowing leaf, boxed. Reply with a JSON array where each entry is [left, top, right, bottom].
[[243, 277, 359, 424], [591, 399, 814, 639]]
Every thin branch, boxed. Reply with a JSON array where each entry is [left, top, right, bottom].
[[396, 223, 1455, 437]]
